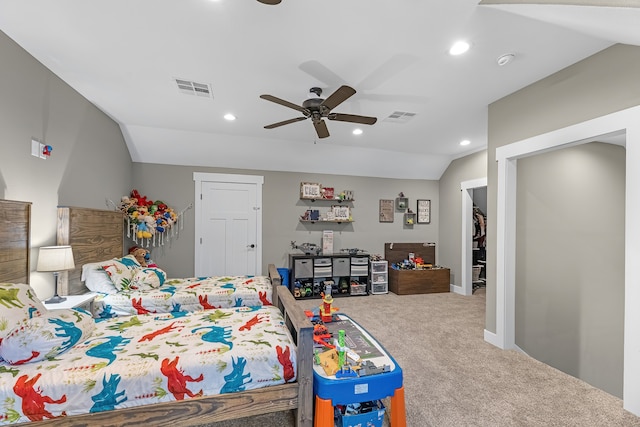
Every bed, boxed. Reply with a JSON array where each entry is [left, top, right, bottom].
[[89, 275, 274, 318], [0, 200, 314, 427], [56, 206, 275, 317]]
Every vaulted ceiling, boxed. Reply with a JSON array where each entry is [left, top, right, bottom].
[[0, 1, 637, 179]]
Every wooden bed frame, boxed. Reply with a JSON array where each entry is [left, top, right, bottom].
[[56, 206, 125, 296], [0, 201, 314, 427], [0, 199, 31, 284]]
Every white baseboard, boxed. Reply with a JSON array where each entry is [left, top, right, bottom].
[[484, 330, 528, 352], [450, 284, 464, 295], [484, 329, 501, 348], [513, 344, 527, 355]]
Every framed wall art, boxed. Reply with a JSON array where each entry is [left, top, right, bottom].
[[300, 182, 321, 199], [379, 199, 394, 223], [417, 199, 431, 224], [332, 205, 351, 221]]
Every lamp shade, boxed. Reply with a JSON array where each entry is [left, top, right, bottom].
[[36, 246, 75, 272]]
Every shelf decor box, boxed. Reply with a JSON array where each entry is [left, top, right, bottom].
[[322, 187, 334, 199]]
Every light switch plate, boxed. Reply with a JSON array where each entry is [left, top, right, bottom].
[[31, 139, 47, 159], [31, 139, 41, 157]]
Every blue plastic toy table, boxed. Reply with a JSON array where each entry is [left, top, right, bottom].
[[313, 314, 406, 427]]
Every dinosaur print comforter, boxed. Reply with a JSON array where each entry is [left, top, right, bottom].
[[0, 305, 296, 424], [92, 275, 273, 318]]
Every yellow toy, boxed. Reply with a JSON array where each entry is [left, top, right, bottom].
[[319, 292, 338, 322], [318, 349, 340, 376]]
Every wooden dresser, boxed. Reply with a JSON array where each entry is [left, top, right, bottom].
[[385, 243, 450, 295]]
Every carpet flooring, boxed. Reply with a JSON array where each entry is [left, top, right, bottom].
[[202, 289, 640, 427]]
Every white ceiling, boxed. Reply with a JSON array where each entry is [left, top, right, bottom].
[[0, 1, 637, 179]]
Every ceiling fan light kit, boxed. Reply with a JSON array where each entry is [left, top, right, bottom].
[[260, 85, 377, 139]]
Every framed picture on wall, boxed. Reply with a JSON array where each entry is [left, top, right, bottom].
[[300, 182, 321, 199], [417, 199, 431, 224], [379, 199, 394, 223], [332, 205, 350, 221]]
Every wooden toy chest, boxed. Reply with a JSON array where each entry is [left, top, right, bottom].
[[384, 243, 450, 295]]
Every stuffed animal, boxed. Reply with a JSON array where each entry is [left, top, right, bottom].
[[128, 246, 157, 268], [119, 190, 180, 245]]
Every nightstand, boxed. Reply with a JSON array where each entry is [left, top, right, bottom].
[[43, 293, 97, 312]]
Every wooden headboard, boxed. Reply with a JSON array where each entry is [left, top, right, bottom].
[[384, 242, 436, 265], [0, 199, 31, 284], [57, 206, 125, 295]]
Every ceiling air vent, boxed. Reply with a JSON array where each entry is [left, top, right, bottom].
[[383, 111, 416, 124], [175, 78, 213, 98]]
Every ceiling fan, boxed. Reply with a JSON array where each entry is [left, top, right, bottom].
[[260, 86, 377, 139], [257, 0, 281, 4]]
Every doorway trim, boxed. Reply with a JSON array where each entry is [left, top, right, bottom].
[[493, 104, 640, 415], [193, 172, 264, 275], [455, 177, 487, 296]]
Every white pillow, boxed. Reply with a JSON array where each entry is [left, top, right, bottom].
[[0, 283, 47, 344], [131, 267, 167, 291], [0, 308, 95, 365], [82, 262, 117, 294], [98, 255, 141, 291]]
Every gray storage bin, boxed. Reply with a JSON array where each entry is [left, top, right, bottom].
[[351, 265, 369, 276], [333, 257, 351, 276], [351, 256, 369, 265], [293, 258, 313, 278]]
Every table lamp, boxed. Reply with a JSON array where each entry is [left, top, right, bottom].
[[37, 245, 75, 304]]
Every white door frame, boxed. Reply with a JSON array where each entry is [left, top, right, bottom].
[[493, 105, 640, 416], [193, 172, 264, 275], [454, 177, 487, 296]]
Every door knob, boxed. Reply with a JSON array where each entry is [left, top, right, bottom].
[[248, 244, 255, 248]]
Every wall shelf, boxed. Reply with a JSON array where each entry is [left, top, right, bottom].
[[299, 183, 354, 223], [300, 197, 354, 203], [300, 220, 353, 224]]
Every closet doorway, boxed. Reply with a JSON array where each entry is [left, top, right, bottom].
[[460, 177, 487, 296], [493, 105, 640, 415]]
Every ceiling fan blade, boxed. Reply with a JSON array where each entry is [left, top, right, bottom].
[[328, 113, 377, 125], [313, 119, 330, 138], [359, 93, 429, 104], [298, 60, 346, 88], [260, 94, 307, 114], [321, 85, 356, 111], [359, 54, 419, 90], [264, 116, 307, 129], [257, 0, 281, 4]]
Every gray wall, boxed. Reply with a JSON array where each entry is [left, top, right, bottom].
[[438, 150, 487, 287], [0, 30, 133, 299], [517, 142, 625, 397], [132, 163, 439, 277], [487, 44, 640, 396]]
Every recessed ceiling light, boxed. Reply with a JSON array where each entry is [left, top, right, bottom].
[[353, 129, 363, 135], [449, 41, 470, 56], [460, 139, 471, 146], [224, 113, 236, 121], [497, 53, 515, 66]]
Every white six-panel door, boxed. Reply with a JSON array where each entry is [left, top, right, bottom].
[[194, 173, 263, 277]]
